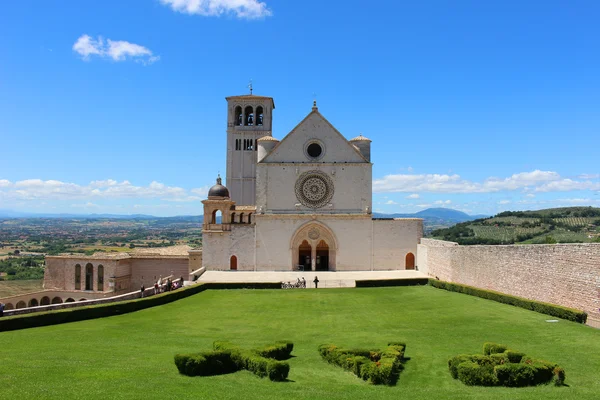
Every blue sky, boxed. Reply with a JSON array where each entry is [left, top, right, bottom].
[[1, 0, 599, 216]]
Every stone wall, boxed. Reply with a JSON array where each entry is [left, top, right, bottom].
[[373, 219, 422, 270], [418, 239, 600, 321], [129, 256, 189, 290]]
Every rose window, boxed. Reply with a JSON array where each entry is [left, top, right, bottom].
[[295, 171, 334, 209]]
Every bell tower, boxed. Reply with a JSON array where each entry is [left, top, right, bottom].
[[225, 93, 275, 205]]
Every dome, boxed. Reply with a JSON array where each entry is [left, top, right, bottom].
[[350, 133, 371, 142], [208, 175, 230, 199], [257, 135, 279, 142]]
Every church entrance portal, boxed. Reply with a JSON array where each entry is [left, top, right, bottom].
[[291, 222, 337, 271], [316, 240, 329, 271], [298, 240, 312, 271]]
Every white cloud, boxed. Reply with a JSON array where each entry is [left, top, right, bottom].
[[434, 200, 452, 205], [73, 35, 159, 65], [385, 200, 398, 205], [0, 179, 208, 202], [160, 0, 272, 19], [373, 170, 600, 194], [498, 200, 511, 205], [525, 194, 535, 198], [578, 174, 600, 179], [406, 193, 420, 199]]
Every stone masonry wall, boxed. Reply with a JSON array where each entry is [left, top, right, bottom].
[[418, 239, 600, 321]]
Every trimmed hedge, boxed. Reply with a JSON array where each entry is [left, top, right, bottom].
[[175, 341, 292, 382], [318, 342, 407, 385], [429, 279, 587, 323], [355, 278, 429, 288], [254, 341, 294, 360], [448, 342, 565, 387], [0, 282, 281, 332]]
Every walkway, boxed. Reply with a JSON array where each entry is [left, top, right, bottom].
[[198, 270, 428, 288]]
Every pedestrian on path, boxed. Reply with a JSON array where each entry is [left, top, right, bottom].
[[313, 276, 319, 289], [140, 284, 145, 298]]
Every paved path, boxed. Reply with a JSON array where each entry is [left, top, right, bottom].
[[198, 270, 428, 289]]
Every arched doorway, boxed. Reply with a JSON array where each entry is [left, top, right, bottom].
[[85, 263, 93, 290], [29, 298, 39, 307], [16, 301, 26, 309], [40, 296, 50, 306], [230, 255, 237, 270], [316, 240, 329, 271], [290, 222, 337, 271], [5, 303, 14, 310], [65, 298, 75, 303], [51, 297, 62, 304], [298, 240, 312, 271], [405, 252, 415, 270]]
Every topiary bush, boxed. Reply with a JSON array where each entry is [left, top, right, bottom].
[[448, 343, 565, 387], [175, 341, 293, 382], [318, 342, 407, 385]]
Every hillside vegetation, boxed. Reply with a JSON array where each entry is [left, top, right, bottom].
[[430, 207, 600, 245]]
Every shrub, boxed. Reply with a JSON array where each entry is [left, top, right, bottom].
[[457, 361, 498, 386], [318, 342, 406, 386], [429, 279, 587, 323], [483, 342, 508, 355], [254, 341, 294, 360], [448, 343, 565, 387], [505, 350, 525, 363], [494, 363, 535, 387], [174, 341, 292, 382]]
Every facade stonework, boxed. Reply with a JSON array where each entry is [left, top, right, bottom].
[[418, 239, 600, 321]]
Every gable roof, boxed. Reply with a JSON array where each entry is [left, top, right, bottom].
[[261, 107, 369, 163]]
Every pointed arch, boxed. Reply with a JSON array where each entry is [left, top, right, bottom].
[[290, 221, 338, 271]]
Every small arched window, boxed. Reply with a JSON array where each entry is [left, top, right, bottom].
[[234, 106, 243, 126], [231, 212, 236, 224], [75, 264, 81, 290], [244, 106, 254, 126], [256, 106, 264, 126], [98, 265, 104, 291], [239, 213, 245, 224]]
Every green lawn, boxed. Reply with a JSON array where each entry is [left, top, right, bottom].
[[1, 286, 598, 400]]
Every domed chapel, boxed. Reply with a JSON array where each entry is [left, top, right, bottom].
[[201, 93, 423, 271]]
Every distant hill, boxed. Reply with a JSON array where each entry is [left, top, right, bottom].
[[429, 206, 600, 245], [373, 208, 487, 233]]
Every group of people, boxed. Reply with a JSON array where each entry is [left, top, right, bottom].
[[141, 276, 185, 297], [281, 276, 320, 289]]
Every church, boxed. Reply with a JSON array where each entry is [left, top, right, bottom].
[[201, 93, 423, 271]]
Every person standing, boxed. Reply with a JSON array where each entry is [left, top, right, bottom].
[[313, 276, 319, 289], [140, 284, 145, 298], [302, 277, 306, 288]]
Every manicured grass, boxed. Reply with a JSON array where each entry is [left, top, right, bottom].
[[0, 279, 43, 298], [0, 286, 598, 399]]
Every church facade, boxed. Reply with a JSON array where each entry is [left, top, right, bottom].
[[201, 94, 423, 271]]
